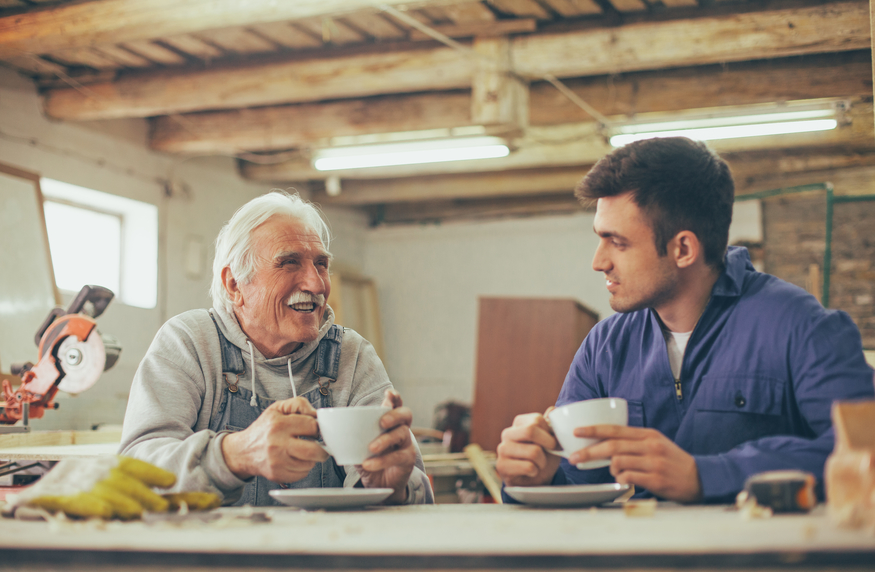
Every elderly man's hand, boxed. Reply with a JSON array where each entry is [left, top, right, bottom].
[[221, 397, 329, 483], [496, 412, 562, 487], [570, 425, 702, 503], [359, 389, 416, 504]]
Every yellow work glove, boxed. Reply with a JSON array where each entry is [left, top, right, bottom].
[[8, 456, 177, 520]]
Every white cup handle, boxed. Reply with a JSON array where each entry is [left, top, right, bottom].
[[545, 448, 570, 459]]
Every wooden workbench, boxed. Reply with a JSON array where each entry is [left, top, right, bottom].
[[0, 503, 872, 571]]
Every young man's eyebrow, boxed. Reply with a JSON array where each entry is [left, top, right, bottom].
[[593, 226, 627, 241]]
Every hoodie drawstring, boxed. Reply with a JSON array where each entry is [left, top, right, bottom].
[[245, 341, 298, 408], [287, 359, 296, 399], [246, 340, 257, 407]]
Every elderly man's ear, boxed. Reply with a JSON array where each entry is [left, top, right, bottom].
[[221, 267, 245, 307]]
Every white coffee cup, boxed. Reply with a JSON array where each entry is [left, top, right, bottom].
[[316, 406, 390, 465], [547, 397, 628, 469]]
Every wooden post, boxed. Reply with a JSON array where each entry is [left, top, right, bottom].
[[471, 37, 528, 134]]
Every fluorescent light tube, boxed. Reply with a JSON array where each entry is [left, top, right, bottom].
[[608, 104, 840, 148], [313, 136, 509, 171], [610, 119, 837, 147]]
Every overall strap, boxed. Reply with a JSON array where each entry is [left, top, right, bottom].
[[208, 310, 245, 392], [314, 325, 343, 384]]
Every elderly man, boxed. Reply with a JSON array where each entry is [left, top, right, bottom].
[[120, 191, 433, 506], [496, 138, 874, 503]]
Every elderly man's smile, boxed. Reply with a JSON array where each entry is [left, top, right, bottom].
[[287, 292, 326, 314]]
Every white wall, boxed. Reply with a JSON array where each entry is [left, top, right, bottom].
[[0, 67, 367, 430], [362, 214, 610, 428]]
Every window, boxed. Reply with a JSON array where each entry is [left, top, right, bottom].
[[40, 179, 158, 309]]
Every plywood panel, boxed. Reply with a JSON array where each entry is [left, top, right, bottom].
[[470, 297, 599, 452]]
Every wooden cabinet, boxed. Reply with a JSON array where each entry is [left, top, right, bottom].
[[470, 297, 599, 452]]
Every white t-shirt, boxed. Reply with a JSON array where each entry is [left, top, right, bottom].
[[664, 329, 692, 380]]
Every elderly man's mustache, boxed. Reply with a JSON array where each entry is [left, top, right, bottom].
[[287, 292, 326, 313]]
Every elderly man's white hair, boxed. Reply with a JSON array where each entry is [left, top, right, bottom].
[[210, 191, 331, 315]]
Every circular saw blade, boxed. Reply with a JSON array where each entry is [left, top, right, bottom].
[[57, 331, 106, 394]]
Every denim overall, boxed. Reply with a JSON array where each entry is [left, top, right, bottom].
[[207, 313, 346, 506]]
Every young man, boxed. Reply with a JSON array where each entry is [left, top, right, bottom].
[[496, 137, 874, 503]]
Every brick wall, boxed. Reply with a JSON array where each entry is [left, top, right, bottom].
[[762, 193, 875, 349]]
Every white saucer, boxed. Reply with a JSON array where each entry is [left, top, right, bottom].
[[269, 488, 394, 509], [504, 483, 631, 507]]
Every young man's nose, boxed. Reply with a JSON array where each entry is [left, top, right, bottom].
[[592, 244, 610, 273]]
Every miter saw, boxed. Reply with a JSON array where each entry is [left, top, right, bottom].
[[0, 285, 121, 432]]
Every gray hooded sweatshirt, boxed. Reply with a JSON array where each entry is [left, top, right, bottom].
[[119, 304, 433, 505]]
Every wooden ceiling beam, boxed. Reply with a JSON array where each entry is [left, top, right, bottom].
[[310, 167, 587, 205], [44, 1, 870, 121], [364, 193, 584, 226], [150, 51, 872, 154], [302, 145, 875, 208], [346, 151, 875, 226], [0, 0, 468, 59], [239, 101, 875, 181]]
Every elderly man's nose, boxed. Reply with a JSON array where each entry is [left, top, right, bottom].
[[300, 261, 326, 292]]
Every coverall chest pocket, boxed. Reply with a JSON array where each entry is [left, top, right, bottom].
[[691, 375, 786, 455], [627, 400, 645, 427]]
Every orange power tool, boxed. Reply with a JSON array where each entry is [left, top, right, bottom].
[[1, 285, 120, 428]]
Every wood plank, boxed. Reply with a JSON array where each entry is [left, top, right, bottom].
[[441, 2, 497, 22], [150, 91, 474, 154], [512, 0, 871, 78], [471, 37, 528, 129], [159, 34, 224, 60], [366, 193, 583, 225], [871, 0, 875, 140], [48, 47, 122, 69], [0, 442, 118, 460], [150, 52, 871, 154], [0, 0, 431, 58], [0, 54, 65, 75], [661, 0, 699, 7], [194, 27, 278, 55], [46, 45, 474, 120], [248, 22, 323, 49], [408, 19, 537, 41], [93, 45, 153, 68], [121, 39, 188, 65], [43, 1, 871, 120], [529, 51, 874, 124], [311, 147, 875, 207], [294, 16, 367, 45], [540, 0, 603, 17], [311, 167, 586, 205], [341, 12, 407, 41], [489, 0, 553, 20], [240, 102, 874, 180], [607, 0, 648, 12]]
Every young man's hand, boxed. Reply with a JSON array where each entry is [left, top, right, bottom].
[[496, 412, 562, 486], [571, 425, 702, 503]]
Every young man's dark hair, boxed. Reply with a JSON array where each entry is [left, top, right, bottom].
[[575, 137, 735, 270]]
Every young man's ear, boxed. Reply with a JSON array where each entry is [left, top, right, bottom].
[[672, 231, 701, 269], [221, 267, 245, 307]]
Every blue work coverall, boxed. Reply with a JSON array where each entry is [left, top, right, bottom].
[[552, 247, 875, 502]]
